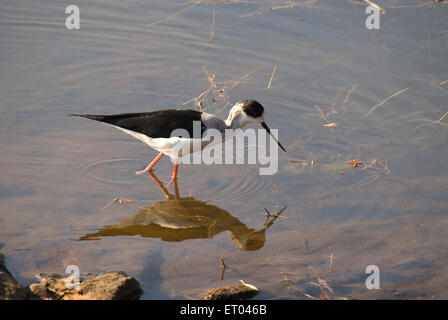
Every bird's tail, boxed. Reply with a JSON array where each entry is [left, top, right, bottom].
[[69, 113, 106, 121]]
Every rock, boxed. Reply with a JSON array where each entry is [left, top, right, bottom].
[[29, 283, 59, 300], [1, 252, 142, 300], [32, 271, 142, 300], [74, 271, 142, 300], [0, 253, 30, 300], [204, 284, 258, 300]]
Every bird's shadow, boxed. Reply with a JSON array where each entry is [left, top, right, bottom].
[[80, 171, 286, 251]]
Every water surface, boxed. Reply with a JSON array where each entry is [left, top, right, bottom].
[[1, 0, 448, 299]]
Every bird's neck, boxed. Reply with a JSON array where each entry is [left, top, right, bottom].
[[225, 113, 246, 130]]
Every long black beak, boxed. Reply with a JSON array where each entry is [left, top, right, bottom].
[[261, 122, 286, 152]]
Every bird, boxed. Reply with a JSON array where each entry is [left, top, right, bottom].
[[70, 99, 286, 182]]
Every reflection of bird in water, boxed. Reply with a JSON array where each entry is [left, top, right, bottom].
[[80, 171, 285, 251]]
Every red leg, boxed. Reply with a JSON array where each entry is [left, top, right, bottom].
[[172, 162, 179, 180], [135, 152, 164, 175], [167, 161, 179, 187]]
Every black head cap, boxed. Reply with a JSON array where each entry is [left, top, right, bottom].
[[240, 100, 264, 119]]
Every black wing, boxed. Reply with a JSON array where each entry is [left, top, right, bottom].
[[70, 109, 205, 138]]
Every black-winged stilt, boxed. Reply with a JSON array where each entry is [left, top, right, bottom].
[[70, 100, 286, 181]]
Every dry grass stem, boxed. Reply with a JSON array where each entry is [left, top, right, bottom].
[[182, 66, 265, 113], [147, 2, 201, 28], [361, 88, 409, 119], [240, 0, 318, 18], [314, 104, 330, 123], [342, 84, 358, 113], [413, 110, 448, 131], [363, 0, 386, 14], [209, 6, 216, 41], [388, 1, 434, 9], [332, 86, 346, 106], [328, 254, 336, 271], [267, 65, 277, 89]]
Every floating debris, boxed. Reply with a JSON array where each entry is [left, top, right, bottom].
[[99, 198, 135, 211], [240, 280, 259, 291], [348, 160, 363, 167]]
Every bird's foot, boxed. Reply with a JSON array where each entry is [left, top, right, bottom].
[[135, 169, 149, 175]]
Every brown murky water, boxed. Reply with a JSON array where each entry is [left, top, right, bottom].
[[1, 0, 448, 299]]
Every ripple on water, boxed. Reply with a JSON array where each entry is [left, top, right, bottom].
[[194, 172, 274, 205], [71, 156, 145, 185]]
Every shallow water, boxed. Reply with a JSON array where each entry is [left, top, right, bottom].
[[1, 0, 448, 299]]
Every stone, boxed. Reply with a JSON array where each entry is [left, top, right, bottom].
[[32, 271, 142, 300], [0, 253, 30, 300], [1, 252, 142, 300], [28, 283, 60, 300], [204, 284, 258, 300]]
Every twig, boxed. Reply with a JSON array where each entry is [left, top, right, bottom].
[[222, 66, 265, 90], [303, 292, 318, 300], [350, 174, 379, 188], [317, 277, 334, 294], [388, 1, 433, 9], [241, 0, 318, 18], [147, 2, 201, 28], [263, 206, 287, 226], [413, 110, 448, 131], [183, 66, 264, 113], [99, 197, 135, 211], [332, 86, 345, 107], [436, 79, 448, 95], [182, 88, 211, 106], [209, 6, 216, 41], [263, 208, 272, 226], [267, 65, 277, 89], [327, 253, 336, 272], [314, 105, 330, 123], [220, 256, 227, 281], [342, 84, 357, 113], [220, 256, 227, 269], [363, 0, 386, 14], [361, 88, 409, 119], [285, 135, 312, 152]]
